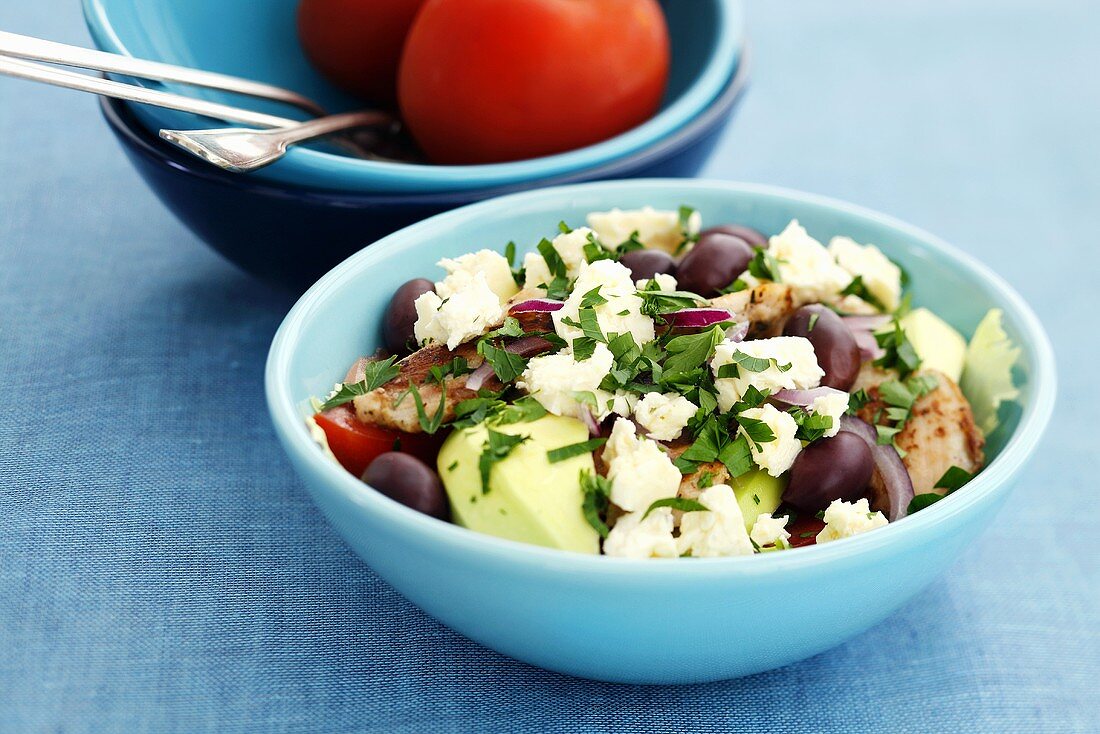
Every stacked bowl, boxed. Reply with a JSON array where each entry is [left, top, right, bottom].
[[83, 0, 749, 287]]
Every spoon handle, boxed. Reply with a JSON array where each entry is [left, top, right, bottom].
[[0, 55, 298, 128], [0, 30, 327, 116]]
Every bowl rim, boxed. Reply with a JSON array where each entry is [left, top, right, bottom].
[[83, 0, 744, 189], [265, 179, 1057, 577], [98, 46, 753, 204]]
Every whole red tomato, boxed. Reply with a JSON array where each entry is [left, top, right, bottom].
[[297, 0, 427, 106], [397, 0, 670, 164]]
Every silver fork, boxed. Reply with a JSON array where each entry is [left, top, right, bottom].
[[0, 31, 396, 171]]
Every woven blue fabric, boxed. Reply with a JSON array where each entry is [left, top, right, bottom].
[[1, 1, 1097, 732]]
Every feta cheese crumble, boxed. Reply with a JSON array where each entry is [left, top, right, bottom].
[[634, 392, 697, 441], [603, 418, 682, 513], [810, 388, 851, 438], [676, 484, 755, 558], [603, 507, 678, 559], [522, 227, 596, 291], [552, 259, 655, 347], [636, 272, 678, 292], [413, 272, 504, 350], [436, 249, 519, 303], [517, 343, 615, 422], [816, 498, 888, 544], [586, 206, 701, 253], [711, 336, 825, 411], [828, 236, 902, 312], [764, 220, 852, 304], [737, 404, 802, 477], [749, 513, 791, 549]]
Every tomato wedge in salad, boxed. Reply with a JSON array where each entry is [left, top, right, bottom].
[[313, 405, 442, 478]]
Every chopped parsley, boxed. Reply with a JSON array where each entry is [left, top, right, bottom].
[[642, 496, 708, 520], [662, 325, 725, 380], [427, 356, 470, 384], [318, 356, 401, 411], [907, 465, 974, 514], [478, 429, 529, 494], [478, 341, 528, 383], [873, 319, 922, 379], [790, 408, 834, 442], [496, 396, 549, 425], [840, 275, 886, 311], [578, 286, 607, 308], [547, 438, 607, 464], [403, 380, 447, 434], [579, 470, 613, 538], [869, 373, 938, 454], [747, 248, 783, 282]]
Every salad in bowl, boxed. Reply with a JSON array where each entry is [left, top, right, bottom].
[[307, 205, 1020, 558]]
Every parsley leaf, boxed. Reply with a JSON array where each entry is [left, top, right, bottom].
[[477, 341, 528, 383], [935, 465, 973, 492], [495, 396, 548, 425], [449, 397, 505, 429], [483, 317, 524, 340], [642, 496, 708, 520], [478, 429, 529, 493], [662, 324, 725, 379], [907, 466, 972, 514], [840, 275, 886, 311], [748, 248, 782, 282], [318, 356, 401, 411], [874, 319, 922, 379], [572, 336, 598, 361], [637, 287, 706, 318], [579, 470, 613, 538], [718, 435, 754, 477], [579, 286, 607, 308], [405, 380, 447, 434], [737, 415, 776, 447], [427, 356, 470, 385], [547, 438, 607, 464]]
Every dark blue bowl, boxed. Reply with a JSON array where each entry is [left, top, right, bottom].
[[100, 50, 750, 289]]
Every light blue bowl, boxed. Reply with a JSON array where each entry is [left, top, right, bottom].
[[83, 0, 743, 194], [265, 180, 1055, 683]]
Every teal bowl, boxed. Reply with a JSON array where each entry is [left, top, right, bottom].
[[83, 0, 743, 193], [265, 180, 1055, 683]]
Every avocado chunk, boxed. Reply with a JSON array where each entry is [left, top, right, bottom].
[[732, 469, 787, 531], [899, 307, 966, 381], [437, 415, 600, 554]]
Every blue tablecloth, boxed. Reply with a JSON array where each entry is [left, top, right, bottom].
[[1, 1, 1097, 732]]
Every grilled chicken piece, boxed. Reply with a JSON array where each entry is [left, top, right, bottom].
[[857, 368, 984, 497], [352, 291, 554, 433], [353, 341, 499, 432], [709, 282, 804, 338]]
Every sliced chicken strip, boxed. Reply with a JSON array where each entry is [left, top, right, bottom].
[[353, 290, 554, 433], [353, 340, 498, 433], [709, 282, 804, 338], [856, 368, 984, 497]]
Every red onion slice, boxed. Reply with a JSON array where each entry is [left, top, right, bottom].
[[770, 386, 847, 408], [664, 308, 734, 329], [465, 336, 555, 391], [852, 329, 886, 362], [725, 320, 749, 342], [580, 408, 601, 436], [841, 314, 891, 331], [344, 356, 370, 384], [509, 299, 564, 314], [838, 415, 914, 521]]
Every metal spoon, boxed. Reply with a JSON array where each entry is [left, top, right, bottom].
[[159, 112, 397, 172], [0, 32, 397, 170]]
